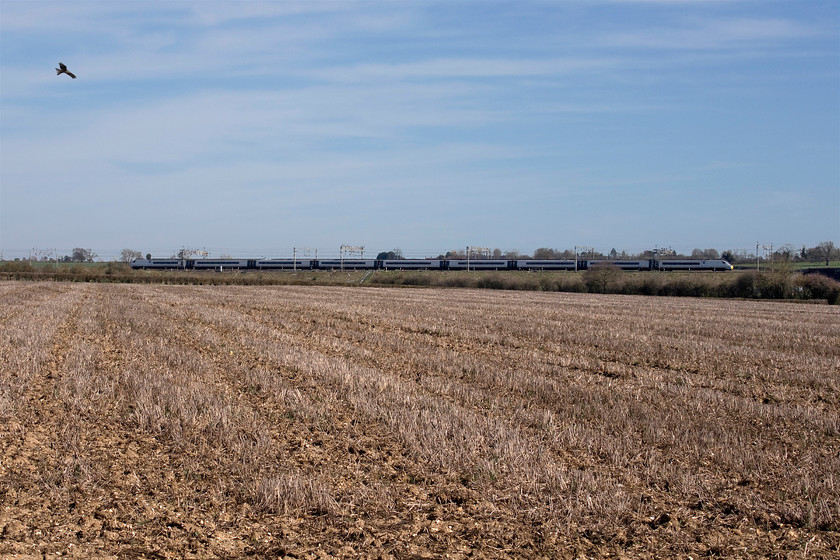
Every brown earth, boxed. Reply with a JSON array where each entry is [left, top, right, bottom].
[[0, 282, 838, 559]]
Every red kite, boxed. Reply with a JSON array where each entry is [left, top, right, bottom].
[[56, 62, 76, 79]]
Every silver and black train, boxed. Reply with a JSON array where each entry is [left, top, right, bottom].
[[131, 258, 733, 271]]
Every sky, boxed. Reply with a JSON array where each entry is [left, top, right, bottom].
[[1, 0, 838, 260]]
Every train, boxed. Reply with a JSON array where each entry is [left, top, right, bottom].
[[130, 258, 734, 272]]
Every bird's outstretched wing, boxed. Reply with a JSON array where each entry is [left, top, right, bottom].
[[56, 62, 76, 78]]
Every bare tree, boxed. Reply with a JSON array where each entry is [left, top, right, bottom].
[[71, 248, 97, 263], [691, 248, 720, 259], [533, 248, 558, 260], [813, 241, 836, 266], [120, 249, 143, 263], [445, 249, 466, 259], [584, 262, 623, 294], [376, 249, 404, 260]]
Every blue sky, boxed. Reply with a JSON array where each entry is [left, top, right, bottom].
[[1, 0, 838, 260]]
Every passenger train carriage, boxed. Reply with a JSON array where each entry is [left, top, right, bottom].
[[515, 260, 578, 270], [586, 260, 652, 271], [656, 259, 734, 271], [445, 260, 511, 271], [314, 259, 377, 270], [380, 260, 443, 270], [192, 259, 249, 270], [255, 259, 313, 269]]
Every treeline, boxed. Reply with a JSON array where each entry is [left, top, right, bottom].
[[3, 260, 837, 304], [433, 241, 839, 265], [374, 268, 840, 304], [13, 241, 838, 266]]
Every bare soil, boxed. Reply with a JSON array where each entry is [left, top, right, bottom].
[[0, 282, 838, 558]]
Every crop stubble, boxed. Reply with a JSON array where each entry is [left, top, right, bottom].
[[0, 281, 837, 558]]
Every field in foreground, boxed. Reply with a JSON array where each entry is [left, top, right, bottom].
[[0, 282, 838, 559]]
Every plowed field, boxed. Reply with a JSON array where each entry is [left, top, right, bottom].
[[1, 282, 838, 558]]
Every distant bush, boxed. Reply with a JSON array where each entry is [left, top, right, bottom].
[[0, 261, 34, 273], [396, 274, 432, 286], [794, 273, 840, 305], [439, 275, 471, 288], [632, 274, 665, 296], [756, 271, 794, 299], [537, 276, 556, 291], [105, 262, 130, 275], [662, 276, 710, 298], [730, 271, 760, 299]]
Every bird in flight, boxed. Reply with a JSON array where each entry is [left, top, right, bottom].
[[56, 62, 76, 79]]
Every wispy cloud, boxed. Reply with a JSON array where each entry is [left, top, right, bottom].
[[602, 16, 822, 50], [306, 56, 617, 82]]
